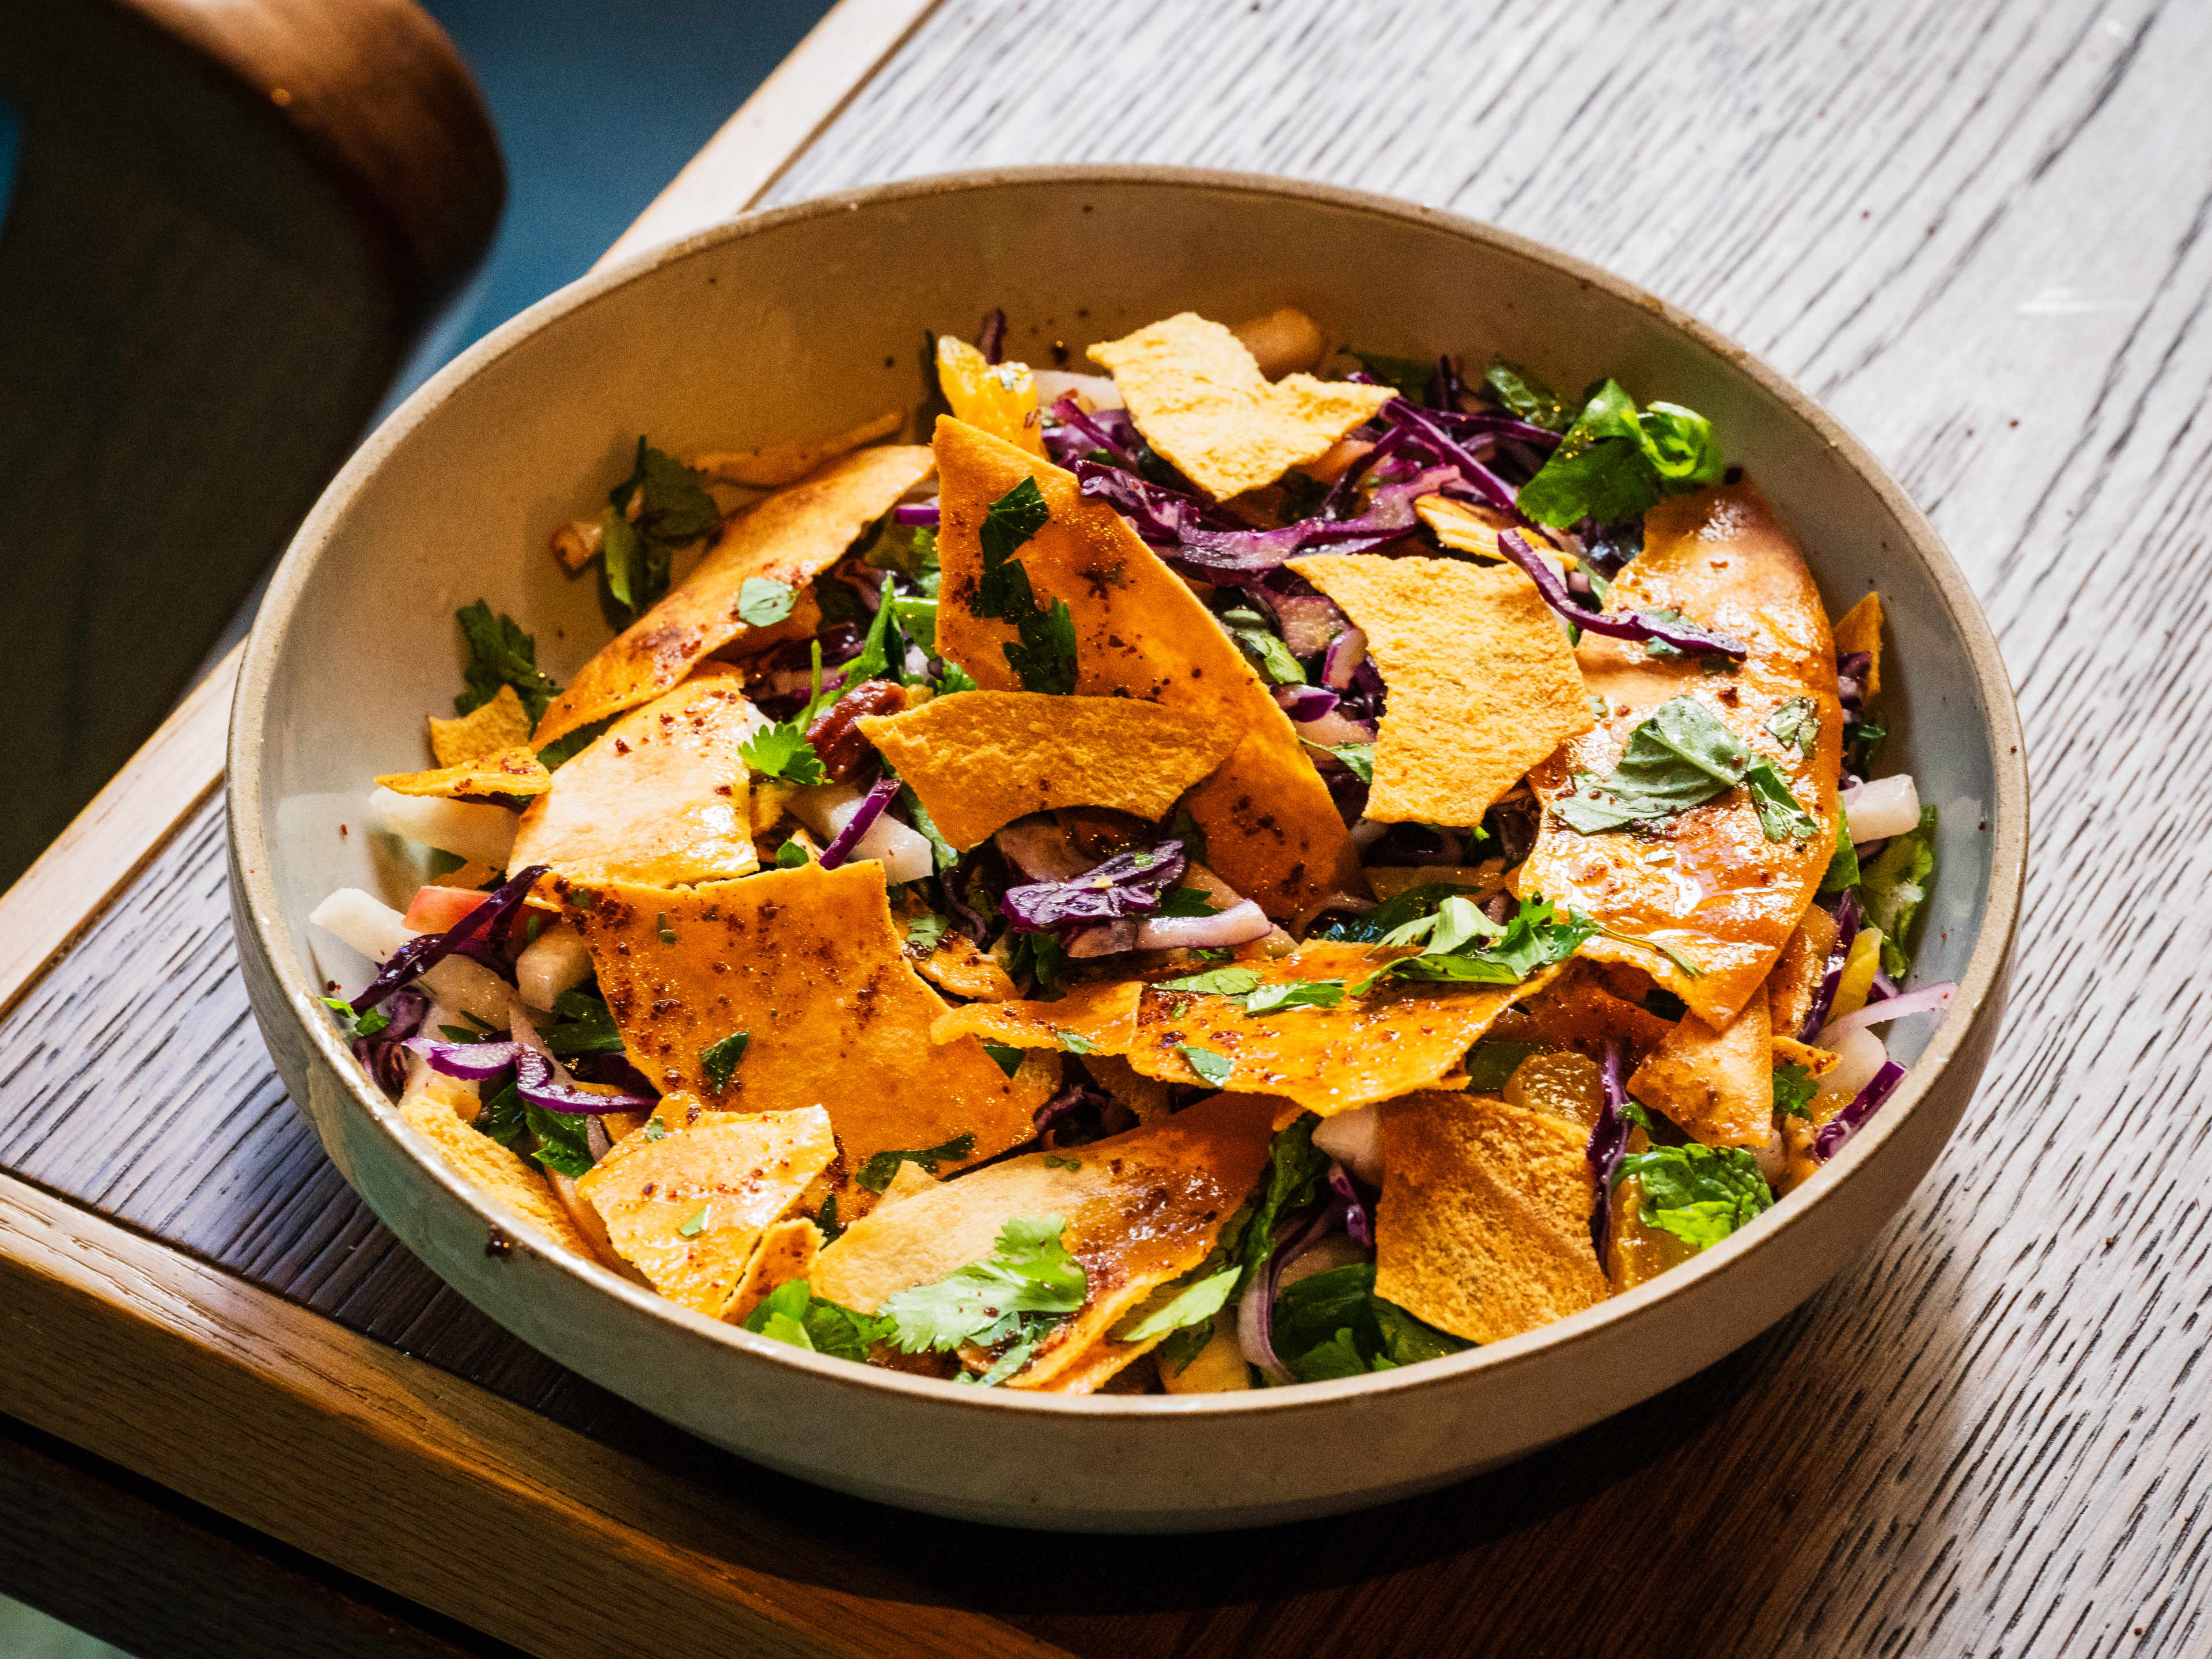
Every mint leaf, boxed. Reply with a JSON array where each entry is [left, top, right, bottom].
[[700, 1030, 749, 1094], [1272, 1263, 1469, 1382], [454, 600, 562, 723], [1357, 893, 1595, 993], [1349, 350, 1434, 400], [1745, 757, 1817, 844], [1324, 742, 1374, 784], [856, 1131, 976, 1194], [1554, 695, 1751, 833], [1516, 380, 1723, 529], [736, 576, 797, 626], [1773, 1062, 1817, 1120], [1767, 696, 1819, 756], [1180, 1046, 1234, 1086], [1861, 804, 1937, 977], [603, 440, 721, 613], [740, 721, 828, 786], [1483, 359, 1571, 431]]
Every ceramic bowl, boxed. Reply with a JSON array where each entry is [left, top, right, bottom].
[[227, 165, 2025, 1533]]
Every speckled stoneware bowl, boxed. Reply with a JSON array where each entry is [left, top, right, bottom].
[[228, 166, 2026, 1533]]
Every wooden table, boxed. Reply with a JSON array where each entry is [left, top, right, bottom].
[[4, 1, 2206, 1653]]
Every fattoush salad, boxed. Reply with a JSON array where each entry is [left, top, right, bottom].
[[312, 304, 1951, 1393]]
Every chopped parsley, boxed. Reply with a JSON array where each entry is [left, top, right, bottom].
[[322, 997, 390, 1040], [699, 1030, 750, 1094], [525, 1102, 595, 1179], [1772, 1062, 1818, 1120], [740, 721, 828, 786], [1321, 741, 1374, 784], [855, 1131, 978, 1194], [601, 440, 721, 613], [454, 601, 561, 724], [1155, 966, 1342, 1015], [654, 911, 677, 945], [969, 477, 1076, 694], [1745, 756, 1819, 844]]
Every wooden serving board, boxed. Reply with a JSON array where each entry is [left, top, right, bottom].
[[6, 1, 2212, 1655]]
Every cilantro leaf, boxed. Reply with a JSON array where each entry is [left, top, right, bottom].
[[740, 721, 828, 786], [1772, 1062, 1817, 1120], [1179, 1046, 1235, 1086], [1316, 881, 1488, 944], [1221, 607, 1306, 687], [741, 1278, 891, 1362], [602, 440, 722, 613], [542, 988, 623, 1057], [1324, 742, 1374, 784], [736, 576, 797, 626], [454, 600, 562, 724], [700, 1030, 750, 1094], [1767, 696, 1819, 756], [904, 911, 952, 952], [1744, 757, 1818, 843], [877, 1215, 1088, 1364], [1482, 359, 1571, 431], [525, 1103, 594, 1179], [1861, 804, 1937, 977], [1516, 380, 1725, 529], [856, 1132, 977, 1194], [1349, 350, 1434, 400], [1615, 1142, 1772, 1249], [1552, 695, 1750, 833]]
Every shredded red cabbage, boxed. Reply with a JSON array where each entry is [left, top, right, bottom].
[[1812, 1060, 1905, 1161], [1074, 459, 1449, 575], [893, 502, 940, 527], [404, 1037, 521, 1081], [514, 1049, 654, 1116], [976, 307, 1005, 365], [1274, 685, 1339, 723], [998, 840, 1188, 933], [1328, 1161, 1374, 1248], [819, 775, 901, 871], [1044, 395, 1141, 469], [1496, 531, 1749, 659], [1376, 399, 1524, 515], [354, 986, 427, 1093], [1586, 1039, 1630, 1255], [351, 864, 547, 1014], [1801, 888, 1864, 1038]]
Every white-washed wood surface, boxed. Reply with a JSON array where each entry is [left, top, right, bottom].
[[3, 1, 2207, 1655]]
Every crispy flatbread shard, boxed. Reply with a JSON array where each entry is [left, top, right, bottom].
[[1087, 313, 1396, 501], [510, 667, 762, 886], [1515, 478, 1843, 1026], [376, 748, 551, 801], [936, 336, 1046, 455], [430, 684, 533, 766], [1292, 553, 1592, 827], [1365, 862, 1506, 903], [934, 948, 1559, 1117], [400, 1088, 596, 1260], [1414, 497, 1569, 565], [1772, 1035, 1838, 1076], [727, 1218, 823, 1324], [534, 445, 934, 746], [566, 863, 1048, 1206], [1833, 592, 1884, 697], [890, 891, 1019, 1001], [690, 411, 903, 487], [1376, 1090, 1608, 1343], [1766, 906, 1840, 1041], [932, 418, 1363, 919], [811, 1090, 1280, 1392], [1627, 996, 1774, 1149], [1486, 961, 1676, 1069], [574, 1105, 835, 1318], [858, 691, 1245, 850]]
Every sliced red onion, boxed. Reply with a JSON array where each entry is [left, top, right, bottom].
[[1800, 889, 1863, 1039], [976, 306, 1006, 365], [1002, 842, 1188, 932], [893, 501, 940, 527], [1290, 889, 1373, 934], [1293, 708, 1377, 749], [1812, 1060, 1906, 1161], [404, 1037, 520, 1081], [1133, 898, 1270, 951], [351, 864, 547, 1014], [514, 1050, 654, 1116], [1274, 685, 1339, 723], [1328, 1162, 1373, 1248], [1268, 594, 1350, 657], [1817, 982, 1956, 1046], [1064, 919, 1139, 958], [1237, 1203, 1337, 1384], [1587, 1039, 1630, 1255], [1047, 395, 1139, 467], [819, 775, 901, 870], [1321, 627, 1368, 690], [1497, 531, 1750, 660]]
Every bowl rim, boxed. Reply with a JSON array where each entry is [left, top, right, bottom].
[[228, 161, 2028, 1424]]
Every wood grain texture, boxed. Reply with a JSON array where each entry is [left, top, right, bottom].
[[3, 0, 2208, 1655]]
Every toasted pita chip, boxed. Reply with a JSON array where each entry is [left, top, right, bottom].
[[1516, 478, 1843, 1025], [430, 684, 534, 767], [574, 1104, 835, 1317], [1485, 961, 1677, 1069], [1293, 553, 1591, 827], [566, 863, 1050, 1207], [932, 418, 1363, 918], [936, 337, 1045, 455], [400, 1088, 595, 1260], [811, 1090, 1279, 1392], [890, 890, 1018, 1001], [1627, 995, 1774, 1148], [376, 747, 551, 801], [1766, 906, 1840, 1040], [1414, 495, 1571, 564], [510, 666, 762, 886], [726, 1217, 824, 1324], [1088, 313, 1395, 501], [1080, 1054, 1175, 1126], [1833, 592, 1883, 697], [935, 947, 1559, 1117], [1772, 1035, 1839, 1076], [1376, 1090, 1608, 1343], [690, 411, 903, 487], [534, 445, 933, 746], [858, 691, 1245, 850]]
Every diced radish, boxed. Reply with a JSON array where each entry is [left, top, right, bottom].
[[1813, 1028, 1889, 1112], [1312, 1106, 1384, 1186], [402, 885, 490, 933], [372, 786, 518, 866], [309, 888, 412, 963], [516, 924, 593, 1010], [1844, 774, 1920, 844]]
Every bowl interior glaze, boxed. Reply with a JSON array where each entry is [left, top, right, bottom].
[[229, 168, 2024, 1532]]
